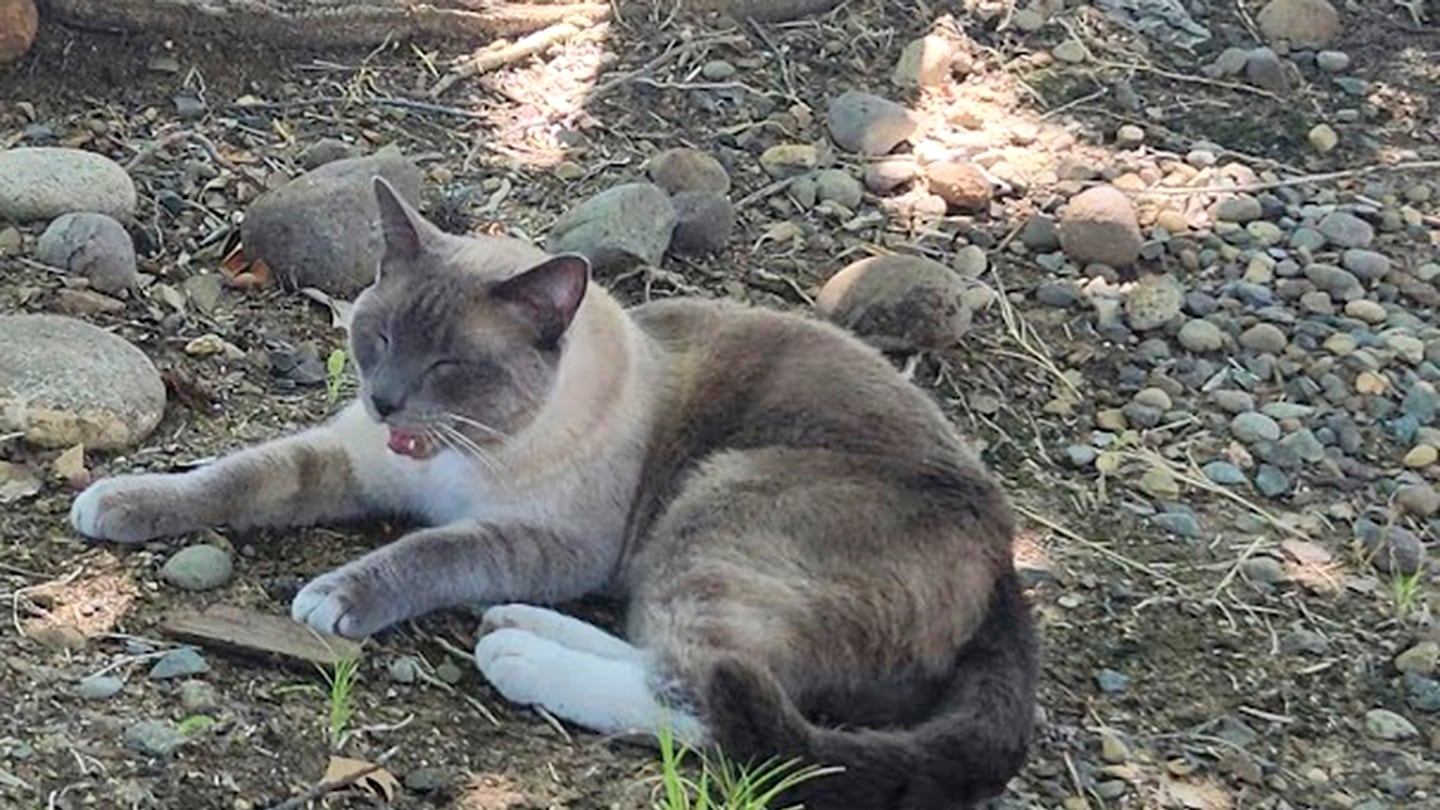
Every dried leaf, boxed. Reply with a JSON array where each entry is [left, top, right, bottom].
[[299, 287, 356, 331], [220, 243, 249, 278], [0, 460, 41, 504], [1162, 777, 1232, 810], [324, 756, 399, 803], [54, 443, 89, 488]]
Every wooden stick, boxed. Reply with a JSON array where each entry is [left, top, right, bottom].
[[430, 22, 583, 97]]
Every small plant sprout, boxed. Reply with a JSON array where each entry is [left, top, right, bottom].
[[650, 724, 841, 810], [325, 347, 348, 405], [1390, 566, 1428, 620], [317, 656, 361, 750]]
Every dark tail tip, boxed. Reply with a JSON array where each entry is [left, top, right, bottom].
[[706, 657, 811, 762]]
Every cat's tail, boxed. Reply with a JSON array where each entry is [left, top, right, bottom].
[[704, 570, 1038, 810]]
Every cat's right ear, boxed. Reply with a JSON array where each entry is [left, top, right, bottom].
[[373, 176, 426, 264]]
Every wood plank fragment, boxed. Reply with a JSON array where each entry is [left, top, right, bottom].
[[160, 604, 363, 670]]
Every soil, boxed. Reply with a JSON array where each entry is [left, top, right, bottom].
[[2, 1, 1439, 809]]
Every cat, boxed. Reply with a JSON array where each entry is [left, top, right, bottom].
[[70, 177, 1038, 809]]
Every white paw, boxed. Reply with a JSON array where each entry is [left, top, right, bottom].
[[70, 474, 183, 544], [479, 604, 640, 661], [291, 568, 390, 639], [475, 627, 568, 708]]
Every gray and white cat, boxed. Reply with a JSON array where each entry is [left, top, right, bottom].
[[71, 178, 1037, 809]]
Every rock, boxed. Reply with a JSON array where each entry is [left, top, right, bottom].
[[816, 255, 972, 352], [242, 150, 423, 297], [863, 158, 917, 194], [1242, 556, 1287, 583], [125, 720, 185, 757], [388, 656, 421, 684], [1139, 467, 1180, 500], [0, 147, 137, 222], [1283, 630, 1330, 655], [1254, 465, 1292, 497], [0, 315, 166, 450], [0, 0, 37, 64], [547, 183, 676, 271], [1345, 299, 1386, 323], [1232, 412, 1282, 443], [1397, 642, 1439, 677], [647, 148, 731, 196], [892, 34, 955, 89], [1308, 124, 1338, 154], [1124, 274, 1185, 332], [150, 648, 210, 680], [1065, 445, 1098, 467], [1364, 708, 1418, 741], [826, 91, 921, 156], [161, 545, 233, 591], [179, 680, 221, 713], [1315, 50, 1350, 72], [1178, 319, 1224, 352], [405, 766, 453, 793], [1059, 186, 1142, 268], [1257, 0, 1340, 48], [1036, 281, 1082, 308], [1095, 669, 1130, 694], [1053, 40, 1087, 63], [297, 138, 363, 170], [668, 192, 735, 256], [1239, 323, 1288, 354], [35, 213, 138, 295], [759, 143, 818, 178], [1404, 444, 1438, 468], [1363, 526, 1425, 576], [1396, 485, 1440, 517], [1341, 249, 1391, 281], [1021, 215, 1061, 252], [926, 162, 990, 211], [1203, 461, 1248, 485], [1215, 196, 1263, 224], [1406, 673, 1440, 713], [1318, 211, 1374, 248], [77, 674, 124, 700], [55, 289, 125, 316], [1245, 48, 1290, 92], [1155, 511, 1202, 538], [814, 169, 863, 209], [1100, 733, 1130, 764], [701, 59, 736, 80], [1115, 124, 1146, 148], [1214, 47, 1250, 76]]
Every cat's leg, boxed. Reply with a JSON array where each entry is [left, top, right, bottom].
[[291, 520, 614, 638], [474, 627, 706, 744], [70, 402, 386, 544], [478, 604, 640, 661]]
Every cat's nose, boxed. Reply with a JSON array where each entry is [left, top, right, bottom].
[[371, 392, 403, 418]]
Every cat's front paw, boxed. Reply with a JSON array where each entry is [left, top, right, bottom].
[[291, 567, 399, 639], [70, 474, 195, 544]]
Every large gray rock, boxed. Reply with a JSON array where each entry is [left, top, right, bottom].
[[646, 148, 731, 196], [1256, 0, 1339, 48], [0, 147, 137, 222], [815, 255, 972, 351], [669, 192, 735, 255], [241, 149, 423, 297], [826, 91, 921, 156], [0, 315, 166, 450], [546, 183, 676, 271], [35, 212, 138, 295]]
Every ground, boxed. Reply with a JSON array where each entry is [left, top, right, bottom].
[[1, 1, 1439, 809]]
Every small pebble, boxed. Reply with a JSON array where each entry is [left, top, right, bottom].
[[1308, 124, 1339, 154], [77, 674, 124, 700], [149, 648, 210, 680]]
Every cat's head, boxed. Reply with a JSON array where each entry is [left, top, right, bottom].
[[348, 177, 591, 460]]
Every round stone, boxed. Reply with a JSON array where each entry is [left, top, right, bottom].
[[0, 315, 166, 450], [1060, 186, 1142, 268], [826, 91, 920, 156], [1308, 124, 1338, 154], [814, 169, 863, 209], [1316, 51, 1351, 72], [646, 148, 731, 196], [1178, 319, 1224, 352], [0, 147, 138, 223], [0, 0, 38, 64], [161, 545, 233, 591], [1344, 299, 1387, 324], [926, 161, 991, 211], [815, 255, 972, 352], [1239, 323, 1288, 354], [1231, 412, 1282, 444], [668, 192, 735, 256], [1403, 444, 1438, 469], [1256, 0, 1340, 48], [35, 212, 138, 295]]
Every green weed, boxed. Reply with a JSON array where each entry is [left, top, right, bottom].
[[650, 725, 840, 810], [1391, 567, 1428, 620], [317, 657, 361, 749], [325, 348, 348, 405]]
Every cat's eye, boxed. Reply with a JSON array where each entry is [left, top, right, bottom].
[[425, 359, 464, 376]]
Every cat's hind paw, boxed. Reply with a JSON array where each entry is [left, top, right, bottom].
[[479, 604, 640, 661], [70, 474, 191, 544], [475, 627, 572, 708]]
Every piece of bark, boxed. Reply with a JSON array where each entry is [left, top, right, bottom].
[[430, 20, 583, 96], [43, 0, 610, 48], [160, 604, 363, 669]]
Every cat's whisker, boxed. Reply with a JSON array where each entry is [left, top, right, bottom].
[[435, 424, 504, 477], [443, 412, 510, 442], [429, 429, 496, 478]]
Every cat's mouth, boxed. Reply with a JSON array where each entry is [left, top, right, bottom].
[[386, 427, 440, 460]]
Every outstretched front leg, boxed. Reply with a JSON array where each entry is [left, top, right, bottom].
[[71, 403, 380, 544], [291, 520, 614, 638]]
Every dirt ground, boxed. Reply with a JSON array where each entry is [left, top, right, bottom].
[[2, 1, 1439, 808]]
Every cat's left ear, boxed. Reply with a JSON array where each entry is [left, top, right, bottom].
[[491, 253, 591, 349]]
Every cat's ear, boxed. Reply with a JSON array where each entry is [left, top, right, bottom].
[[491, 253, 590, 348], [373, 176, 427, 263]]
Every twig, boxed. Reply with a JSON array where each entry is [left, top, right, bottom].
[[1210, 533, 1270, 600], [1015, 505, 1185, 588], [414, 667, 501, 727], [430, 22, 584, 97], [84, 648, 177, 680], [232, 96, 488, 120], [1130, 160, 1440, 196], [265, 746, 399, 810], [735, 176, 797, 211], [1039, 87, 1107, 120], [1095, 58, 1282, 100], [0, 562, 50, 579]]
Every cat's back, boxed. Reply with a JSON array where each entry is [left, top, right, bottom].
[[630, 297, 964, 461]]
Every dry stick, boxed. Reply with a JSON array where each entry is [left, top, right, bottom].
[[1131, 160, 1440, 197], [265, 746, 399, 810], [430, 21, 584, 97], [232, 96, 488, 120], [734, 176, 797, 211]]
